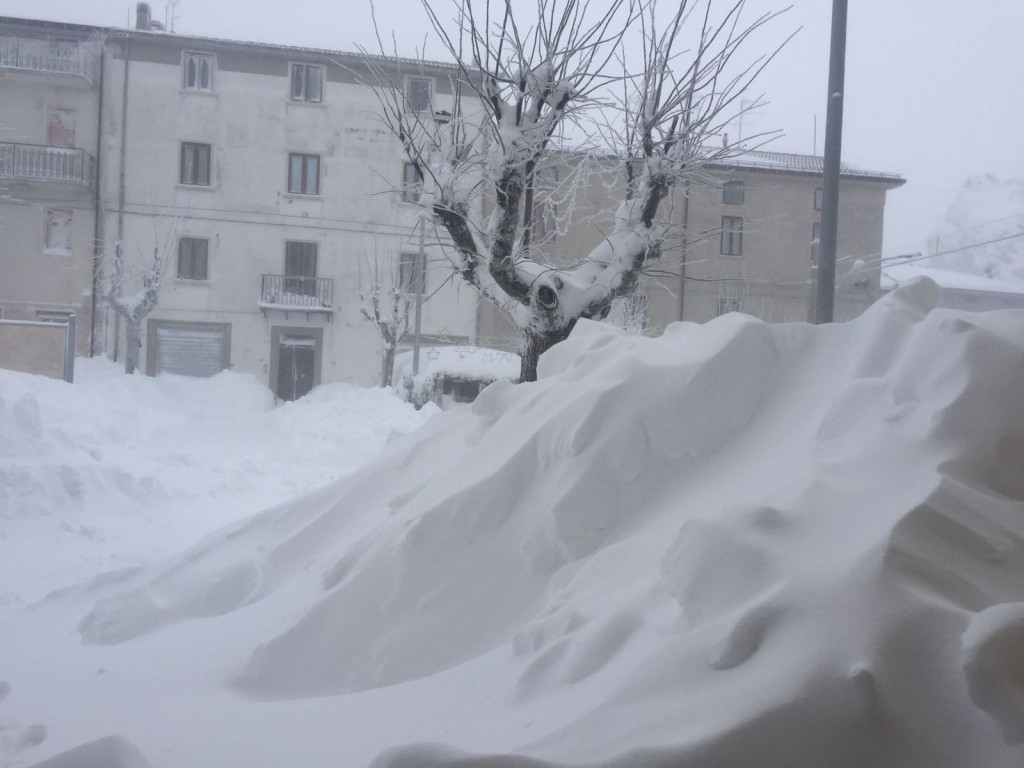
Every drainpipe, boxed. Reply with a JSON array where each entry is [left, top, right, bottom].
[[113, 34, 132, 362], [90, 46, 106, 356]]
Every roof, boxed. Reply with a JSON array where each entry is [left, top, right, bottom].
[[0, 15, 458, 73], [712, 149, 905, 186], [881, 262, 1024, 295]]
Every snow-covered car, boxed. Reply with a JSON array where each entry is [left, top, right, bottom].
[[392, 345, 520, 409]]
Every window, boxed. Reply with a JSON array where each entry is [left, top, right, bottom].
[[401, 162, 423, 203], [44, 208, 72, 255], [183, 52, 214, 91], [811, 222, 821, 263], [177, 237, 209, 280], [285, 241, 318, 295], [290, 63, 323, 103], [814, 187, 823, 211], [532, 200, 557, 243], [399, 251, 427, 293], [405, 77, 432, 112], [535, 165, 558, 189], [46, 108, 76, 148], [721, 216, 743, 256], [288, 153, 320, 195], [717, 298, 741, 317], [723, 180, 745, 205], [180, 142, 211, 186]]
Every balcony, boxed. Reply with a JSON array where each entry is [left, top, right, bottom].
[[0, 36, 97, 82], [0, 143, 96, 187], [259, 274, 334, 317]]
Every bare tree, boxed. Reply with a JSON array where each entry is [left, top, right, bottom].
[[360, 254, 414, 387], [104, 216, 179, 374], [363, 0, 789, 380]]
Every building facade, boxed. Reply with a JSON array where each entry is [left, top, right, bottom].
[[2, 8, 904, 394], [1, 9, 478, 397]]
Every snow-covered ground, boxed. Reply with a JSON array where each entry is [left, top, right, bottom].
[[2, 280, 1023, 768]]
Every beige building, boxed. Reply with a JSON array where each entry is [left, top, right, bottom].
[[0, 19, 102, 353]]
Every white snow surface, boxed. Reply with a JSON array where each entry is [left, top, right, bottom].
[[3, 280, 1024, 768]]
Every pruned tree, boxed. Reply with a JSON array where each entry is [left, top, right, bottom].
[[360, 254, 415, 387], [104, 216, 179, 374], [363, 0, 789, 381]]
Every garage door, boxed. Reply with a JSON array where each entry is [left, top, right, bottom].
[[152, 323, 229, 377]]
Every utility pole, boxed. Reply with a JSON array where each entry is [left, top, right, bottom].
[[411, 216, 425, 376], [814, 0, 848, 324]]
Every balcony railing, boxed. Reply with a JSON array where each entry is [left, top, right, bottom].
[[0, 36, 96, 81], [259, 274, 334, 313], [0, 143, 96, 187]]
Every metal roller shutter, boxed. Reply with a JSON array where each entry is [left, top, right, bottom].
[[155, 325, 227, 377]]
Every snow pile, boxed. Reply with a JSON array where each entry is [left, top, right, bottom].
[[3, 281, 1024, 768], [0, 358, 431, 605], [928, 173, 1024, 284]]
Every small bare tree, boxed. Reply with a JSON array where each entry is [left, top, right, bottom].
[[360, 254, 415, 387], [104, 217, 179, 374], [364, 0, 789, 380]]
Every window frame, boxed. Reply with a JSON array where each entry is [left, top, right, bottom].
[[720, 215, 743, 256], [44, 208, 73, 256], [814, 187, 823, 211], [284, 241, 319, 296], [177, 237, 209, 280], [182, 51, 215, 92], [287, 152, 321, 195], [722, 180, 745, 205], [401, 161, 423, 203], [399, 250, 427, 293], [290, 62, 324, 104], [532, 199, 557, 243], [404, 76, 433, 112], [179, 141, 212, 186]]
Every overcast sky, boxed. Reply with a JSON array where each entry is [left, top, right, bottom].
[[4, 0, 1023, 258]]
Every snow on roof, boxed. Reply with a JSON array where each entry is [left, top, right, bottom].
[[882, 260, 1024, 294], [393, 345, 521, 383], [711, 149, 905, 185]]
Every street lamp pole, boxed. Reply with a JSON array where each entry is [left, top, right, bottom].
[[814, 0, 848, 324]]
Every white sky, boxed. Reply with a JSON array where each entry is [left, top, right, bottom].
[[4, 0, 1023, 258]]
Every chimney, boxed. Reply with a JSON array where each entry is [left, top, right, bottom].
[[136, 2, 152, 31]]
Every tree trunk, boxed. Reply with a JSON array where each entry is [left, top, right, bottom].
[[124, 320, 141, 375], [520, 324, 574, 383], [380, 344, 397, 388]]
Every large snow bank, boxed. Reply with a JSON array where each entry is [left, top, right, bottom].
[[3, 280, 1023, 767], [0, 358, 431, 606]]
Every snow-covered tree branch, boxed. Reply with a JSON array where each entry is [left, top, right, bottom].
[[359, 254, 414, 388], [363, 0, 791, 380], [104, 215, 179, 375]]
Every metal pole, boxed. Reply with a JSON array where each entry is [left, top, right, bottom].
[[814, 0, 847, 324], [412, 217, 425, 376]]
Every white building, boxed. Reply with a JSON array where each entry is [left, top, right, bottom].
[[1, 7, 479, 398]]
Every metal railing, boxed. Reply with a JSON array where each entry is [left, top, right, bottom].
[[260, 274, 334, 310], [0, 143, 95, 186], [0, 36, 96, 81]]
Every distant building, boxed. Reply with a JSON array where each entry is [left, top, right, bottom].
[[882, 261, 1024, 311]]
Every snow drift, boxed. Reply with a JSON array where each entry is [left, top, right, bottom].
[[10, 280, 1024, 767]]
